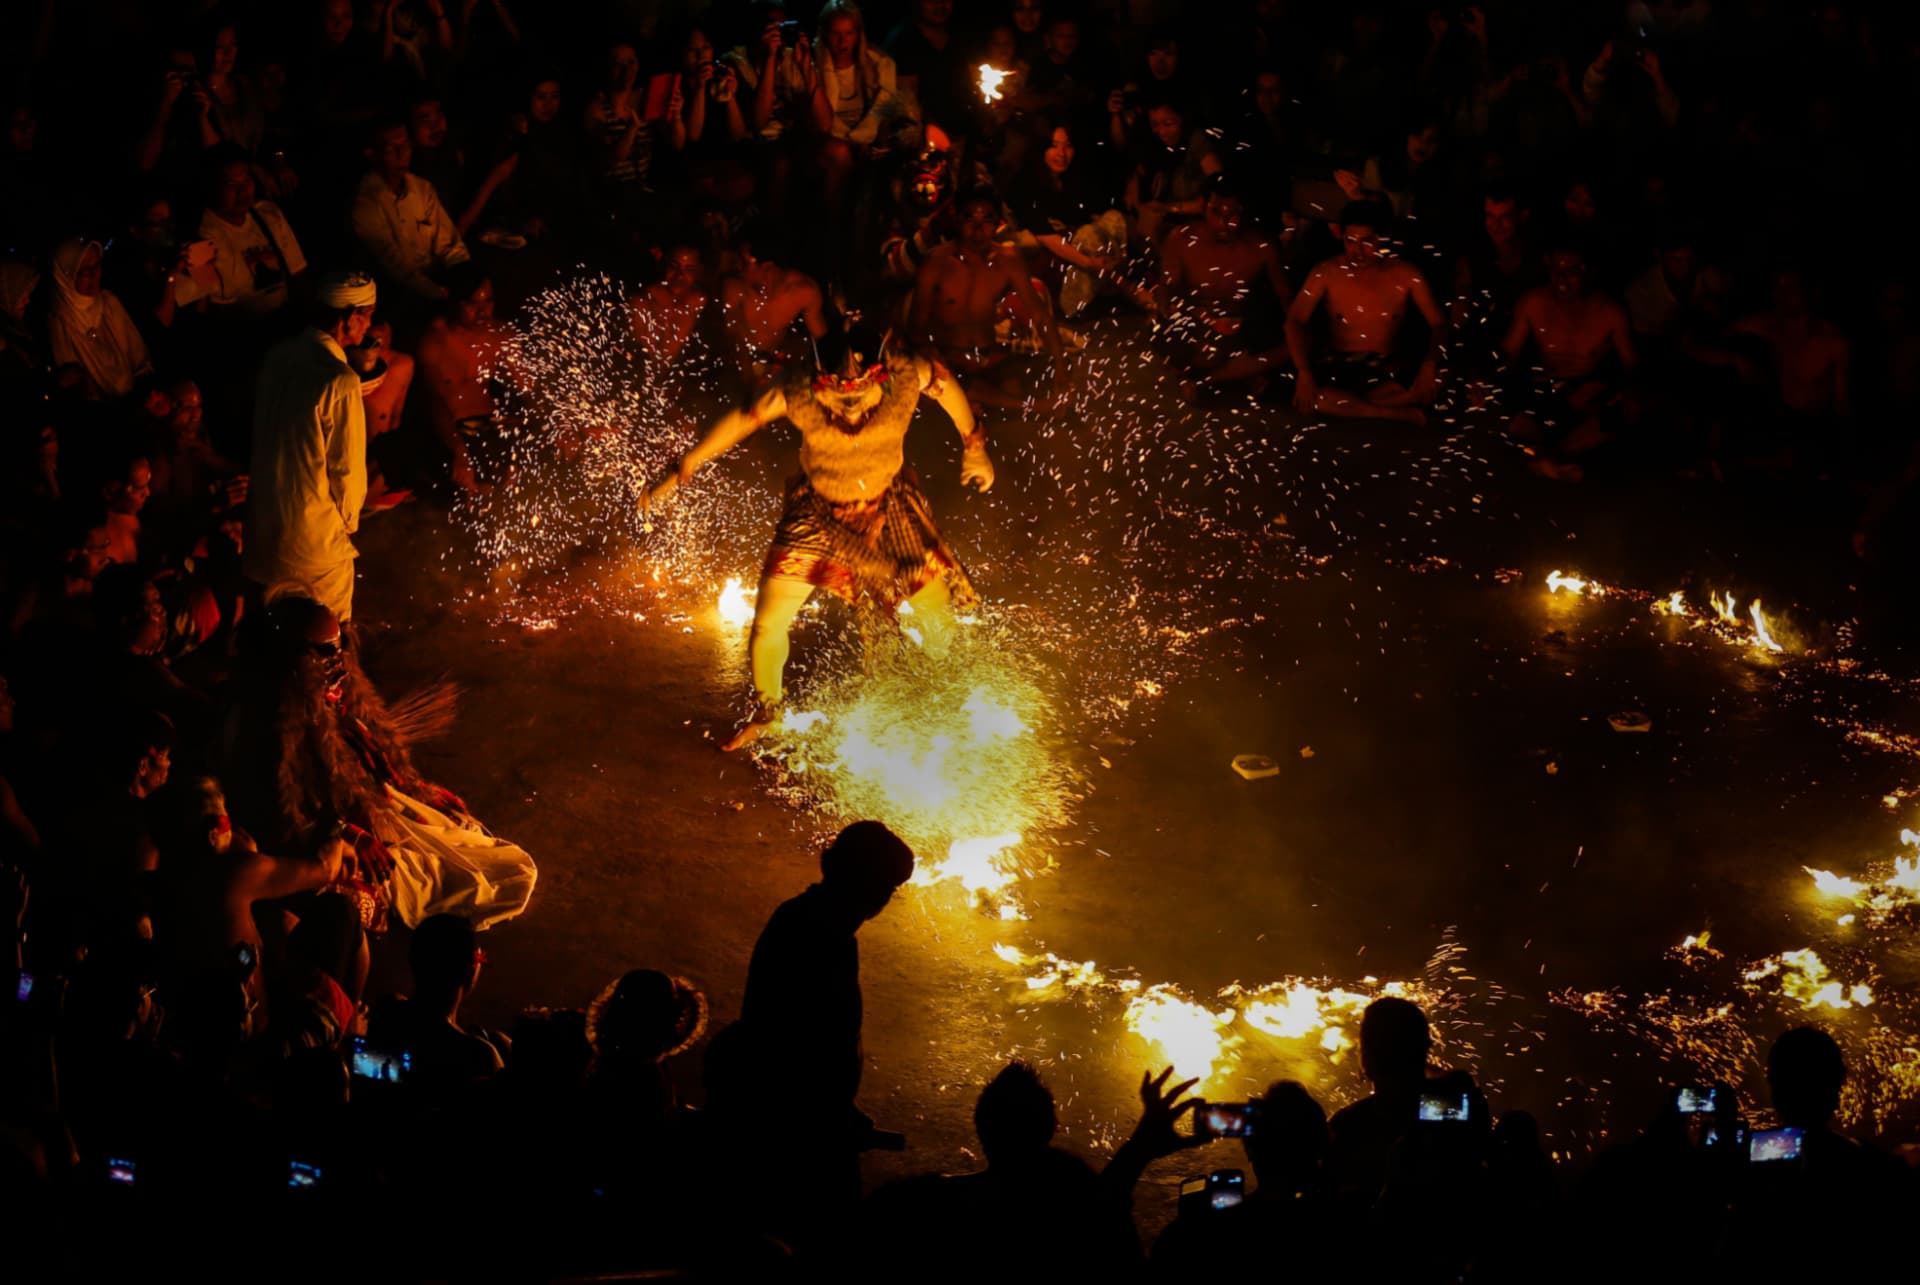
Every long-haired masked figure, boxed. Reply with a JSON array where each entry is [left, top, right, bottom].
[[647, 321, 994, 749], [219, 593, 536, 930]]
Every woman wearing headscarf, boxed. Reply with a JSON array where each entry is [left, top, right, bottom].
[[46, 239, 153, 401]]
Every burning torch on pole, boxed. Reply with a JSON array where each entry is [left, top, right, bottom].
[[977, 63, 1011, 104]]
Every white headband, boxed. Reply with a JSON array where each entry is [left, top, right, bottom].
[[318, 272, 377, 309]]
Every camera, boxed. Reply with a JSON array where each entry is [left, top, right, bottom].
[[1179, 1168, 1246, 1217], [349, 1035, 412, 1086], [779, 20, 805, 48], [1418, 1091, 1472, 1123], [1748, 1126, 1804, 1164], [1194, 1101, 1258, 1140], [288, 1160, 323, 1189]]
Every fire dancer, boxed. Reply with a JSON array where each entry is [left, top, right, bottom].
[[645, 319, 992, 750], [1284, 201, 1445, 425]]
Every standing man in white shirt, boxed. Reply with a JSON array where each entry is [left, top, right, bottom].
[[244, 272, 374, 622], [350, 119, 471, 307]]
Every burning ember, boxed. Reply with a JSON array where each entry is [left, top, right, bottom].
[[977, 63, 1011, 103], [1545, 569, 1600, 596]]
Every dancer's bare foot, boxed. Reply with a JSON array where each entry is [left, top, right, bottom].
[[720, 718, 771, 752]]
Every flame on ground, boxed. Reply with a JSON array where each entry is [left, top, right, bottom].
[[1749, 600, 1785, 654], [1743, 948, 1874, 1011], [717, 577, 756, 628], [1124, 985, 1237, 1084], [1545, 570, 1600, 597]]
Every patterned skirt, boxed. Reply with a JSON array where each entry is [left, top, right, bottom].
[[763, 469, 979, 616]]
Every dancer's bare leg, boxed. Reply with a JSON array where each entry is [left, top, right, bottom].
[[903, 576, 957, 656], [724, 572, 814, 751]]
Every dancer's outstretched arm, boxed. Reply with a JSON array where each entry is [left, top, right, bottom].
[[646, 386, 788, 509], [920, 358, 994, 492]]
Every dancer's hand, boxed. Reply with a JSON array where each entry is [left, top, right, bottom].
[[1292, 373, 1319, 412], [961, 445, 995, 492]]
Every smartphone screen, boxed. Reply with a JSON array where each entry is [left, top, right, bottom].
[[1748, 1127, 1804, 1163], [1418, 1092, 1472, 1122], [288, 1161, 322, 1189], [1208, 1170, 1245, 1210], [1675, 1086, 1718, 1115], [349, 1037, 411, 1085], [107, 1158, 137, 1186], [1199, 1103, 1255, 1139], [14, 971, 30, 1003], [643, 73, 679, 123]]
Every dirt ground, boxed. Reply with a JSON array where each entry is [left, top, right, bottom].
[[347, 312, 1920, 1225]]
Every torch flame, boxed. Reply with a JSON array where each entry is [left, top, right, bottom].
[[717, 577, 755, 628], [977, 63, 1011, 103]]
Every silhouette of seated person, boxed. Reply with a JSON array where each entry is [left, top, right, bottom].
[[1151, 1080, 1340, 1278]]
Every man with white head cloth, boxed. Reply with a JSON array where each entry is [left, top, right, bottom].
[[244, 271, 376, 621]]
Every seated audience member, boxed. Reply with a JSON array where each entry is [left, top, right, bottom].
[[1285, 202, 1445, 424], [105, 189, 217, 352], [810, 1, 919, 198], [1152, 1080, 1338, 1277], [717, 223, 829, 389], [46, 239, 154, 401], [885, 0, 967, 139], [631, 244, 710, 369], [405, 95, 466, 215], [583, 42, 687, 227], [1336, 111, 1449, 225], [1727, 266, 1852, 465], [96, 450, 154, 567], [346, 318, 416, 510], [1107, 25, 1196, 153], [87, 564, 214, 730], [153, 776, 344, 1002], [1123, 96, 1215, 243], [1452, 187, 1538, 342], [54, 711, 174, 943], [1157, 177, 1291, 399], [581, 968, 708, 1196], [1022, 13, 1101, 139], [910, 188, 1063, 408], [367, 912, 505, 1091], [191, 150, 308, 319], [1624, 226, 1730, 364], [1009, 125, 1126, 320], [0, 258, 46, 394], [1326, 996, 1433, 1199], [1501, 241, 1638, 480], [145, 379, 246, 542], [861, 1060, 1141, 1279], [351, 119, 472, 306], [414, 265, 512, 492]]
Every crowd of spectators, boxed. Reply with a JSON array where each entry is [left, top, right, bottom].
[[4, 0, 1920, 1277]]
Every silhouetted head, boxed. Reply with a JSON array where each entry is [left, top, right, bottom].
[[820, 820, 915, 919], [1242, 1079, 1328, 1192], [410, 912, 482, 998], [1768, 1025, 1846, 1129], [1359, 996, 1430, 1092], [586, 969, 708, 1063], [975, 1061, 1058, 1165]]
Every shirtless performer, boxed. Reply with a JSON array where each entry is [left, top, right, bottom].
[[910, 189, 1064, 410], [718, 224, 829, 390], [1284, 201, 1445, 425], [1731, 268, 1851, 421], [1501, 244, 1637, 481], [346, 319, 416, 510], [1156, 179, 1291, 400], [414, 264, 513, 492], [631, 244, 710, 369], [645, 321, 993, 750]]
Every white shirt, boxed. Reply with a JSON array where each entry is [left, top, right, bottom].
[[350, 171, 471, 299], [185, 200, 308, 316], [245, 329, 367, 585]]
